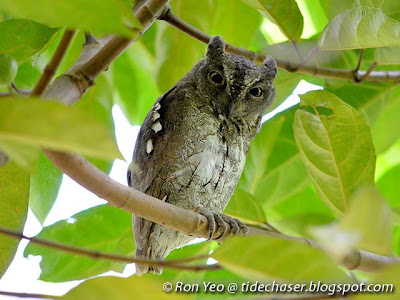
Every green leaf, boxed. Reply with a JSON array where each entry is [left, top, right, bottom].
[[0, 161, 29, 278], [0, 139, 39, 169], [375, 46, 400, 65], [0, 19, 58, 64], [14, 60, 42, 89], [24, 205, 134, 282], [312, 187, 392, 258], [0, 98, 122, 166], [211, 236, 349, 281], [112, 43, 159, 125], [225, 188, 267, 224], [241, 0, 304, 41], [324, 82, 400, 154], [76, 73, 116, 173], [61, 275, 190, 300], [29, 153, 62, 224], [0, 0, 140, 37], [240, 106, 336, 234], [210, 0, 263, 49], [293, 90, 376, 215], [318, 7, 400, 50], [320, 0, 400, 22]]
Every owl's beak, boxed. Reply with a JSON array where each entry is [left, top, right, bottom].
[[227, 101, 237, 118]]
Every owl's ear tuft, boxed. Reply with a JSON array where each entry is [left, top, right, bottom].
[[263, 56, 277, 79], [206, 36, 226, 59]]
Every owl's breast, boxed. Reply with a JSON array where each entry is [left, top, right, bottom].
[[166, 124, 248, 212]]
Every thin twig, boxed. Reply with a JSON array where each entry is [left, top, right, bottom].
[[0, 225, 219, 272], [0, 291, 57, 299], [31, 30, 76, 96], [292, 41, 303, 62], [356, 62, 378, 83], [0, 90, 31, 98], [268, 293, 350, 300], [354, 49, 364, 73], [160, 9, 400, 83], [289, 47, 319, 72], [10, 82, 21, 97]]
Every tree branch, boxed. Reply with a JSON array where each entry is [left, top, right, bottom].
[[43, 0, 170, 105], [160, 9, 400, 83], [0, 225, 218, 272], [43, 151, 400, 273], [0, 291, 57, 299], [31, 29, 76, 96]]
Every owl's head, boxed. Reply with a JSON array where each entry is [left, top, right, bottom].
[[192, 36, 277, 126]]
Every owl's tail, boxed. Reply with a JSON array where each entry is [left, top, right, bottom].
[[135, 248, 163, 276]]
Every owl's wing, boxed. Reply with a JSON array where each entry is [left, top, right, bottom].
[[129, 86, 181, 261]]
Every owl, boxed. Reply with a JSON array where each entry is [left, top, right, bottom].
[[128, 36, 277, 275]]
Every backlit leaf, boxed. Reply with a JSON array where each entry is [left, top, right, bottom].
[[319, 7, 400, 50], [0, 161, 29, 278], [293, 90, 376, 215]]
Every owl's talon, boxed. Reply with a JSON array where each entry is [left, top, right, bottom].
[[221, 214, 240, 235], [237, 218, 249, 235], [194, 205, 215, 240], [195, 206, 248, 240], [213, 213, 228, 240]]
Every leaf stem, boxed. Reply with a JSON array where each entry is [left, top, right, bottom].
[[354, 49, 364, 73], [292, 41, 303, 62]]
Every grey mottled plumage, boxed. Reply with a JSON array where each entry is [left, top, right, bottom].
[[128, 36, 277, 275]]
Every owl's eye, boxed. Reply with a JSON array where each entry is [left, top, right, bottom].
[[249, 87, 263, 97], [208, 71, 225, 85]]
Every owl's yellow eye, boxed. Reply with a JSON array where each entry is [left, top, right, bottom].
[[208, 71, 225, 85], [249, 87, 263, 97]]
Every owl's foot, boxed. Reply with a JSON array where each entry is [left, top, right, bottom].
[[194, 206, 248, 241]]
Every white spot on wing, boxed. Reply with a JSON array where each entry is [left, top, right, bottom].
[[152, 112, 160, 121], [151, 121, 162, 133], [154, 102, 161, 111], [146, 139, 154, 154]]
